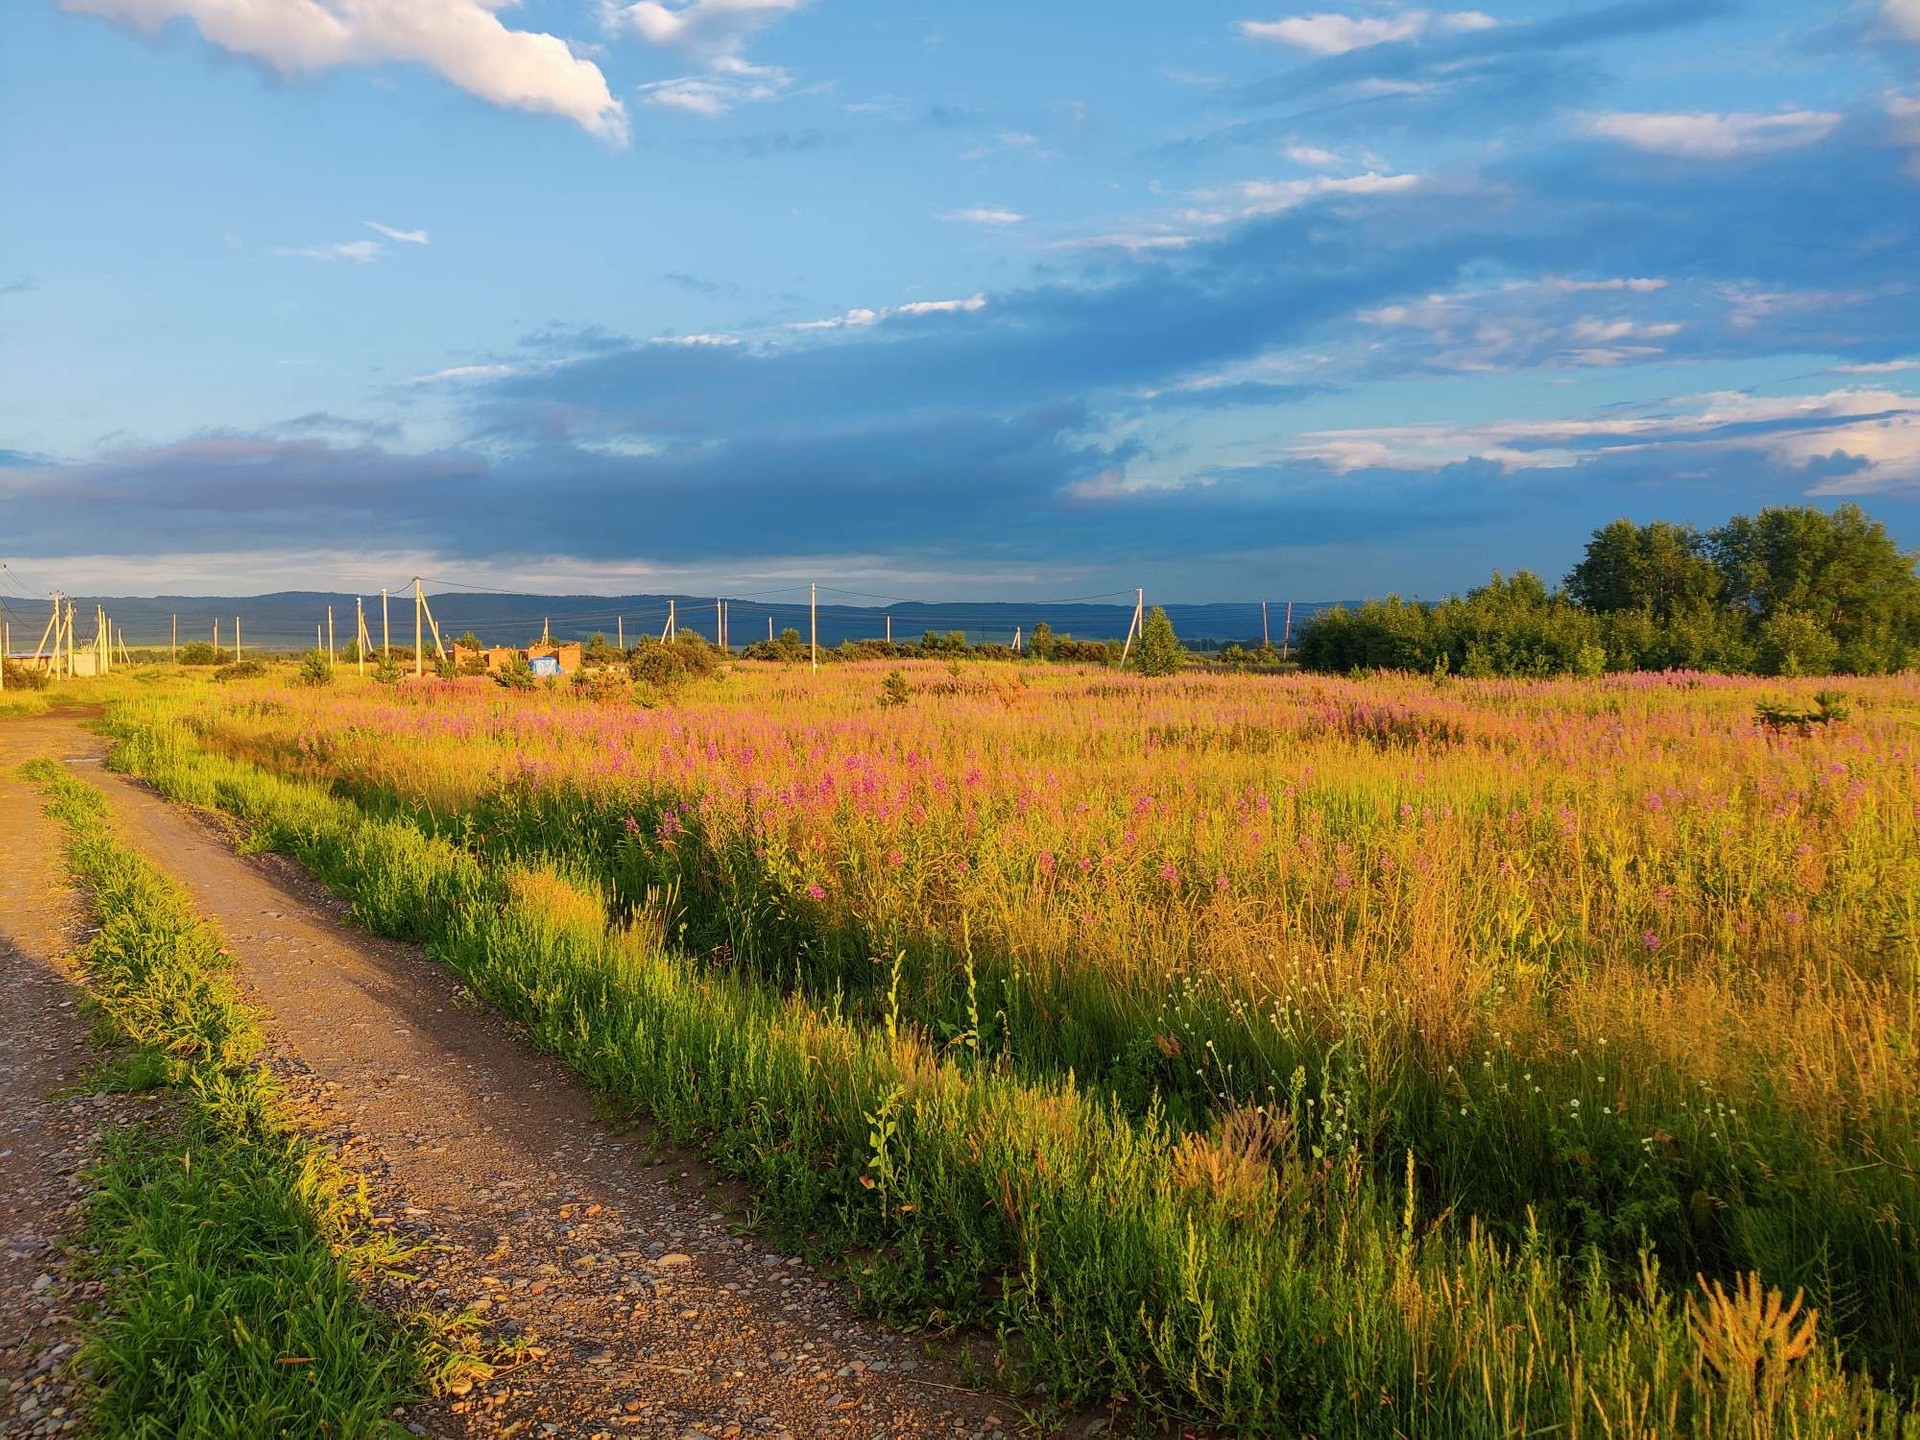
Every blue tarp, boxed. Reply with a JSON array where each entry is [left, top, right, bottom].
[[528, 655, 560, 677]]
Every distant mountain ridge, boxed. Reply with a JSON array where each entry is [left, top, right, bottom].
[[15, 591, 1347, 651]]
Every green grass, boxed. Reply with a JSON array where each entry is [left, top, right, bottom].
[[26, 760, 482, 1438], [96, 710, 1920, 1435]]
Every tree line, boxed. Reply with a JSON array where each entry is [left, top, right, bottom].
[[1295, 503, 1919, 678]]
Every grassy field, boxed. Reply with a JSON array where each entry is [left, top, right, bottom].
[[84, 660, 1920, 1433]]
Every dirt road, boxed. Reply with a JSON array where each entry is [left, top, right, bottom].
[[0, 711, 1024, 1439]]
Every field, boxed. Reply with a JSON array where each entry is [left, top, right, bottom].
[[95, 660, 1920, 1434]]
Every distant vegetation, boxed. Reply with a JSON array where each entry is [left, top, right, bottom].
[[1299, 503, 1919, 678]]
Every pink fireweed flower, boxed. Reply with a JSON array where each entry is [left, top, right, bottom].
[[1038, 852, 1056, 875], [1214, 875, 1229, 892], [806, 884, 826, 901], [1161, 863, 1178, 883], [1642, 930, 1660, 951], [622, 814, 641, 837]]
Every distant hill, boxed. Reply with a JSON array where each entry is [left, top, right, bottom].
[[23, 591, 1347, 653]]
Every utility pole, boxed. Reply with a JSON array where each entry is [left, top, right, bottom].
[[327, 605, 335, 665], [356, 598, 366, 676], [767, 614, 774, 643], [414, 578, 424, 679], [382, 588, 390, 660], [214, 618, 220, 658], [809, 583, 818, 672], [1118, 587, 1144, 670], [617, 615, 623, 650], [234, 616, 241, 661], [1013, 625, 1022, 654], [1282, 601, 1293, 662], [1262, 601, 1269, 648], [885, 614, 891, 645], [171, 613, 177, 663], [716, 598, 722, 648]]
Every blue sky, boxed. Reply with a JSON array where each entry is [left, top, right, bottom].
[[3, 0, 1918, 600]]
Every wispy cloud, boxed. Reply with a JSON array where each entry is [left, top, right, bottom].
[[364, 220, 429, 245], [1182, 170, 1420, 224], [788, 294, 987, 330], [274, 240, 383, 263], [63, 0, 626, 141], [1293, 388, 1920, 491], [939, 206, 1026, 225], [1583, 109, 1841, 158], [1238, 9, 1497, 55], [612, 0, 806, 117]]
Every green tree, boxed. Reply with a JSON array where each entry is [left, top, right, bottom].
[[1028, 620, 1057, 661], [1132, 606, 1183, 676], [1566, 519, 1720, 621], [1710, 503, 1919, 647]]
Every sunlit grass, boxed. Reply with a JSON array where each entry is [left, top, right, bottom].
[[93, 662, 1920, 1431]]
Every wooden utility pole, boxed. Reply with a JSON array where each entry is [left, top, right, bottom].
[[617, 615, 623, 649], [1118, 587, 1144, 670], [1261, 601, 1269, 647], [885, 614, 891, 645], [715, 599, 722, 648], [214, 618, 220, 657], [171, 613, 177, 663], [356, 598, 367, 676], [234, 617, 241, 661], [1282, 601, 1293, 661], [1013, 625, 1022, 654], [662, 600, 676, 643], [768, 615, 774, 642], [809, 583, 818, 672], [327, 606, 335, 665], [414, 580, 424, 678], [381, 588, 390, 660]]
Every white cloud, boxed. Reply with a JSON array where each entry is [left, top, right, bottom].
[[1582, 109, 1840, 159], [788, 294, 985, 331], [275, 239, 383, 262], [649, 332, 739, 345], [612, 0, 804, 116], [1292, 388, 1920, 491], [1833, 358, 1920, 374], [637, 67, 789, 115], [1183, 170, 1420, 224], [939, 206, 1026, 225], [1284, 142, 1342, 167], [614, 0, 803, 62], [1546, 276, 1667, 293], [1886, 0, 1920, 40], [411, 362, 521, 383], [364, 220, 429, 245], [1048, 232, 1195, 252], [64, 0, 628, 142], [1237, 9, 1496, 55]]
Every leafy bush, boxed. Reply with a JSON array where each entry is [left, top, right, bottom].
[[3, 658, 50, 690], [879, 669, 911, 707], [297, 652, 334, 687], [1132, 606, 1184, 677], [176, 641, 225, 666], [493, 656, 535, 690], [213, 660, 268, 682]]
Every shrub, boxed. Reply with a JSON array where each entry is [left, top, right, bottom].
[[213, 660, 268, 682], [177, 641, 225, 666], [297, 652, 334, 687], [493, 656, 535, 690], [372, 655, 404, 686], [3, 658, 50, 690], [879, 669, 911, 707], [1028, 621, 1057, 661], [1132, 606, 1183, 677]]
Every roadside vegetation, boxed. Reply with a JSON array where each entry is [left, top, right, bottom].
[[26, 762, 484, 1438], [90, 658, 1920, 1435]]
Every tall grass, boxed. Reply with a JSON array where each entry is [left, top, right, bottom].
[[27, 761, 479, 1437], [98, 677, 1920, 1434]]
